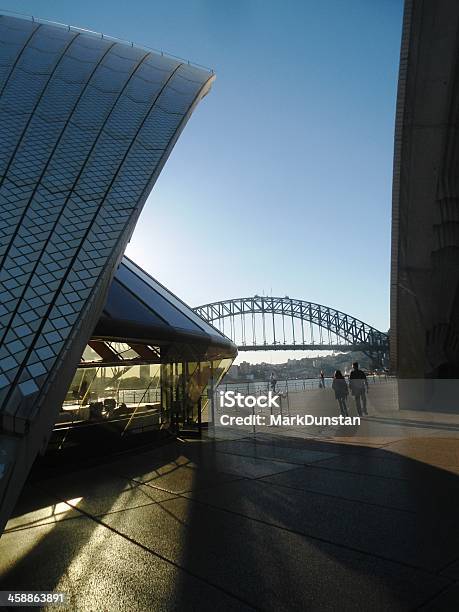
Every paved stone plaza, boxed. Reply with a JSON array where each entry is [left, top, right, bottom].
[[1, 384, 459, 611]]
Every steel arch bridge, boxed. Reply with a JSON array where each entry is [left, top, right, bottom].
[[194, 296, 389, 365]]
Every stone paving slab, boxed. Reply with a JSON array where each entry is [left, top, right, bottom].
[[184, 478, 459, 571], [418, 583, 459, 611], [258, 465, 421, 512], [0, 515, 251, 611], [383, 437, 459, 469], [310, 452, 430, 480], [258, 461, 459, 521], [108, 454, 245, 495], [440, 558, 459, 581], [2, 427, 459, 610], [100, 496, 450, 612], [205, 438, 337, 464], [37, 465, 179, 517], [166, 443, 301, 478], [4, 483, 80, 533]]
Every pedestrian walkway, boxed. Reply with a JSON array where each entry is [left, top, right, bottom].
[[1, 394, 459, 610]]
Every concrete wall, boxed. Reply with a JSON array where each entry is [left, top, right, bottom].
[[391, 0, 459, 378]]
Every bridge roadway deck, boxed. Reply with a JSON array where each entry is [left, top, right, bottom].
[[237, 343, 369, 351], [1, 382, 459, 610]]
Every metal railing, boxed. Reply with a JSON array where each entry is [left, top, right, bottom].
[[218, 374, 390, 396]]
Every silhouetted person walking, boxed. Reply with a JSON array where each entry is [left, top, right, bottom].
[[332, 370, 348, 417], [349, 361, 368, 416], [269, 371, 277, 393]]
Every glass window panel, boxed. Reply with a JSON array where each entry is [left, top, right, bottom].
[[116, 264, 199, 332]]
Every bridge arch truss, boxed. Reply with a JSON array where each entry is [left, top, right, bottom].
[[194, 296, 389, 364]]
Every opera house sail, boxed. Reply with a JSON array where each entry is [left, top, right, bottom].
[[0, 14, 222, 533]]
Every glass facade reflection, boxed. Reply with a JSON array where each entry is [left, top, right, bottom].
[[59, 363, 162, 430], [49, 257, 237, 449], [52, 355, 234, 444], [161, 357, 232, 432]]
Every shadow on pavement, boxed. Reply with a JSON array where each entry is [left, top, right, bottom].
[[0, 431, 458, 610]]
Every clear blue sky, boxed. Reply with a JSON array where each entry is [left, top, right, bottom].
[[5, 1, 403, 353]]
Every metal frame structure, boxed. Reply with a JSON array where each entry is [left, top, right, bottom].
[[194, 296, 389, 362]]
